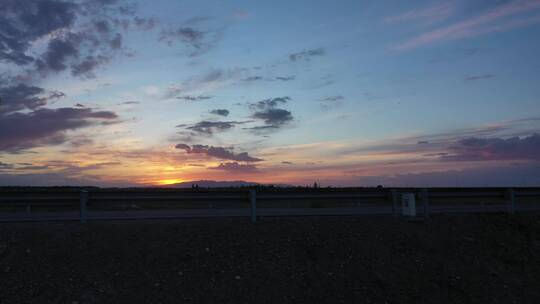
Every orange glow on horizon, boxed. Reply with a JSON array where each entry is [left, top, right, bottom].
[[154, 179, 184, 186]]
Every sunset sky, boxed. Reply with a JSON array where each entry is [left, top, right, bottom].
[[1, 0, 540, 187]]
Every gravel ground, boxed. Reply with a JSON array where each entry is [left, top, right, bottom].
[[1, 214, 540, 304]]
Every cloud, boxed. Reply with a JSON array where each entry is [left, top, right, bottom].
[[249, 97, 291, 110], [275, 76, 296, 81], [320, 95, 345, 110], [179, 120, 249, 135], [440, 134, 540, 161], [246, 96, 294, 131], [243, 76, 263, 82], [289, 48, 325, 61], [394, 0, 540, 50], [252, 109, 293, 126], [464, 74, 496, 81], [0, 0, 139, 78], [176, 95, 213, 101], [0, 0, 78, 65], [164, 69, 242, 98], [175, 144, 263, 162], [384, 2, 455, 25], [209, 162, 258, 173], [210, 109, 229, 116], [159, 16, 227, 57], [118, 101, 140, 105], [133, 16, 156, 31], [0, 84, 48, 114], [357, 163, 540, 187], [0, 107, 118, 152], [321, 96, 345, 102]]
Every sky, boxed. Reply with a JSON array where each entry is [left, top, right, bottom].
[[1, 0, 540, 187]]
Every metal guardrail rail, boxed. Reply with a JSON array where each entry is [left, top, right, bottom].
[[0, 187, 539, 223]]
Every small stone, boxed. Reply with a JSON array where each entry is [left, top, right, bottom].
[[205, 247, 210, 252], [235, 275, 241, 280], [178, 271, 183, 276]]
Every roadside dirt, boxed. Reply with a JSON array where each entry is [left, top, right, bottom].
[[1, 214, 540, 303]]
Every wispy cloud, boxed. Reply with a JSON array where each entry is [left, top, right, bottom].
[[384, 1, 455, 25], [209, 162, 258, 172], [464, 74, 495, 81], [394, 0, 540, 50], [289, 48, 325, 61]]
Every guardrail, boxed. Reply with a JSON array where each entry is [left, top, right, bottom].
[[0, 187, 539, 223]]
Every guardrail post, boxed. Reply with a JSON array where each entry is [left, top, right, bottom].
[[391, 189, 398, 217], [249, 190, 257, 223], [421, 189, 430, 218], [80, 190, 88, 224], [507, 188, 515, 215]]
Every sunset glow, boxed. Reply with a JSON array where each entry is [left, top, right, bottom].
[[1, 0, 540, 187]]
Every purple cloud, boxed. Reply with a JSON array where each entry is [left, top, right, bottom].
[[0, 107, 118, 152], [440, 134, 540, 161], [175, 144, 263, 162]]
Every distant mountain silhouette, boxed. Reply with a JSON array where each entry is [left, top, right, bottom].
[[168, 180, 259, 188]]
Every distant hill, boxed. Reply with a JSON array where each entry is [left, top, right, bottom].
[[167, 180, 259, 188]]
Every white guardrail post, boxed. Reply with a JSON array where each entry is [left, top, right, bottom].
[[80, 190, 89, 224], [250, 189, 257, 223], [507, 188, 515, 215]]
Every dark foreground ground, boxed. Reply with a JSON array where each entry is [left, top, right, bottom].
[[1, 214, 540, 304]]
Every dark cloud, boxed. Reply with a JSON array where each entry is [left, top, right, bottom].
[[119, 101, 140, 105], [36, 37, 79, 72], [110, 33, 123, 49], [252, 109, 293, 126], [289, 47, 325, 61], [210, 109, 229, 117], [175, 144, 263, 162], [249, 97, 291, 110], [159, 21, 225, 57], [0, 107, 118, 152], [161, 27, 204, 45], [0, 162, 14, 170], [321, 96, 344, 102], [464, 74, 495, 81], [176, 95, 213, 101], [0, 0, 78, 65], [357, 163, 540, 187], [177, 120, 249, 135], [243, 125, 280, 132], [1, 0, 140, 78], [276, 76, 296, 81], [133, 16, 156, 31], [246, 96, 294, 132], [70, 55, 110, 77], [209, 162, 258, 173], [243, 76, 263, 82], [0, 84, 46, 114], [440, 134, 540, 161]]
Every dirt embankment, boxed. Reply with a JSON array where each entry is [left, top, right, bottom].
[[1, 214, 540, 303]]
